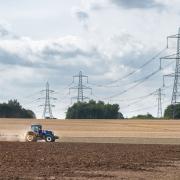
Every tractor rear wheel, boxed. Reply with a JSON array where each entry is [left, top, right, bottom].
[[25, 132, 37, 142]]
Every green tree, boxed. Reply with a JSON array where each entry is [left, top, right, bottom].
[[0, 99, 35, 118], [131, 113, 154, 119], [164, 104, 180, 119], [66, 100, 124, 119]]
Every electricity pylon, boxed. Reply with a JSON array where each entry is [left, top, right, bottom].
[[154, 88, 164, 118], [69, 71, 92, 102], [161, 28, 180, 118], [39, 82, 57, 119]]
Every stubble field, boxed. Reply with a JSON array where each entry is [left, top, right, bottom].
[[1, 119, 180, 143]]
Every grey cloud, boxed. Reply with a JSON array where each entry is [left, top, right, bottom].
[[41, 44, 100, 60], [0, 24, 9, 37], [0, 47, 49, 69], [0, 24, 19, 39], [75, 10, 89, 22], [0, 40, 104, 71], [75, 10, 89, 29], [0, 48, 31, 66], [110, 0, 164, 9]]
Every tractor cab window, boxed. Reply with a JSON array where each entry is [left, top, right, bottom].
[[31, 125, 42, 133]]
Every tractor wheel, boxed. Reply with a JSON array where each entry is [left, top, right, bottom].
[[45, 135, 54, 142], [26, 134, 36, 142]]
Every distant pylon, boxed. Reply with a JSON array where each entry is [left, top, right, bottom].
[[69, 71, 92, 102], [40, 82, 56, 119], [156, 88, 163, 118], [154, 88, 163, 118], [161, 28, 180, 118]]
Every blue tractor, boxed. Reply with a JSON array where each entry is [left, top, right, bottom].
[[25, 124, 59, 142]]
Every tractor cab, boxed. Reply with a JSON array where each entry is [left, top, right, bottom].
[[31, 124, 42, 134]]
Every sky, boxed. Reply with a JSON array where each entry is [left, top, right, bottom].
[[0, 0, 179, 118]]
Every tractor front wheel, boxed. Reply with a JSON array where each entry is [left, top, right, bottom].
[[45, 135, 54, 142]]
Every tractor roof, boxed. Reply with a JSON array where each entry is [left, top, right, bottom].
[[31, 124, 42, 127]]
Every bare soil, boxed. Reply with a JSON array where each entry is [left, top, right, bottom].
[[1, 142, 180, 179]]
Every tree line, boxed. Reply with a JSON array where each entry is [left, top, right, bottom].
[[66, 100, 124, 119], [0, 99, 179, 119], [0, 100, 35, 118], [66, 101, 180, 119]]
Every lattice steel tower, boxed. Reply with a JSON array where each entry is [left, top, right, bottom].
[[171, 28, 180, 106], [157, 88, 163, 118], [162, 28, 180, 118], [69, 71, 92, 102], [153, 88, 163, 118], [40, 82, 56, 119]]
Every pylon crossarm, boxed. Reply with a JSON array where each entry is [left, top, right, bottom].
[[69, 86, 79, 90], [49, 90, 55, 93], [167, 32, 180, 48], [73, 75, 88, 78], [37, 97, 46, 100], [49, 97, 57, 100], [167, 34, 180, 39], [40, 90, 46, 93], [164, 73, 175, 77], [82, 85, 92, 89], [161, 53, 179, 60]]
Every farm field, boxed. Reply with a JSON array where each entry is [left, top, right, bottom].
[[1, 142, 180, 179], [1, 119, 180, 143], [1, 119, 180, 179]]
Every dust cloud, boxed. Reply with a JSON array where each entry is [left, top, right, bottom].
[[0, 129, 28, 142]]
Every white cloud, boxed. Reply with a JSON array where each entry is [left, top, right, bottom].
[[0, 0, 178, 118]]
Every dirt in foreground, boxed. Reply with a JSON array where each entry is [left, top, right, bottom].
[[1, 142, 180, 179]]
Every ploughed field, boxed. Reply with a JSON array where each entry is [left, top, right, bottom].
[[1, 142, 180, 179]]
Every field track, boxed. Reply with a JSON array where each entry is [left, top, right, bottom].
[[1, 119, 180, 144]]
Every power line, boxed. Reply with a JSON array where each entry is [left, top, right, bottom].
[[62, 81, 74, 90], [89, 47, 167, 87], [127, 104, 158, 113], [108, 89, 162, 103], [104, 69, 160, 99], [93, 60, 174, 100], [23, 91, 41, 99], [120, 87, 165, 114], [125, 98, 169, 115], [120, 89, 159, 109]]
